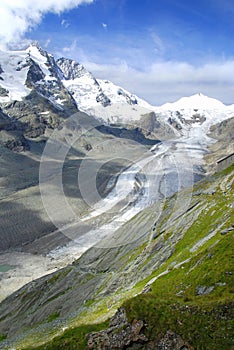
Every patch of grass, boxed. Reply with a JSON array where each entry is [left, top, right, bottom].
[[150, 233, 233, 302], [120, 241, 148, 266], [84, 299, 95, 307], [0, 333, 7, 342], [25, 321, 109, 350], [46, 312, 60, 323], [47, 268, 72, 286]]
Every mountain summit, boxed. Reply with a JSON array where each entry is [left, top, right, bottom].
[[160, 93, 226, 111]]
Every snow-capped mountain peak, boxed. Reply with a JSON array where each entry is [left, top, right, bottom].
[[160, 93, 226, 111], [153, 92, 234, 141], [0, 44, 233, 140], [25, 44, 59, 83], [25, 42, 48, 61], [0, 43, 78, 110]]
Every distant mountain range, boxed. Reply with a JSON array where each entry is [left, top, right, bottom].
[[0, 42, 233, 158]]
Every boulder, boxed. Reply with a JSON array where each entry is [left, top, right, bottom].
[[86, 308, 148, 350]]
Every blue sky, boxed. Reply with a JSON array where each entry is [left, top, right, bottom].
[[0, 0, 234, 104], [34, 0, 234, 65]]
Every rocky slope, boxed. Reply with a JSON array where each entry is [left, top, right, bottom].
[[204, 116, 234, 173]]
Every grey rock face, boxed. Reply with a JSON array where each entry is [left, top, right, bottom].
[[25, 59, 45, 87], [96, 92, 111, 107], [195, 285, 214, 295], [57, 57, 94, 81], [220, 226, 234, 235], [117, 88, 138, 105], [0, 130, 29, 152], [86, 308, 148, 350], [57, 57, 112, 108], [0, 86, 9, 97], [151, 330, 194, 350]]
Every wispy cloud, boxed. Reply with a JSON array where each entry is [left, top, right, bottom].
[[102, 23, 108, 29], [62, 39, 78, 53], [60, 39, 88, 62], [150, 31, 165, 55], [44, 38, 51, 48], [61, 19, 70, 29], [0, 0, 94, 49]]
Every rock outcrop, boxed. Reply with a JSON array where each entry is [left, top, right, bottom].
[[86, 308, 193, 350], [87, 308, 148, 349], [149, 330, 194, 350]]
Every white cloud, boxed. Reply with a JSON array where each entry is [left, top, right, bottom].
[[102, 23, 107, 29], [61, 19, 70, 29], [150, 31, 164, 55], [62, 39, 79, 55], [44, 38, 51, 48], [0, 0, 93, 49], [83, 60, 234, 105]]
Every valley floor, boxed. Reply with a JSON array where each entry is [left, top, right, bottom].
[[0, 130, 207, 302]]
